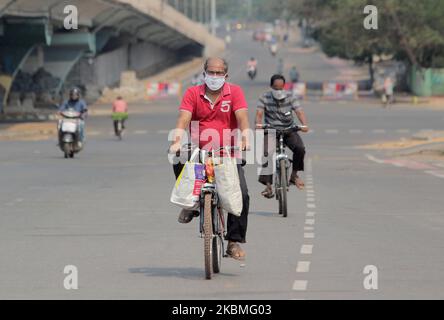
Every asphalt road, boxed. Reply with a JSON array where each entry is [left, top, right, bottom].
[[1, 30, 444, 300]]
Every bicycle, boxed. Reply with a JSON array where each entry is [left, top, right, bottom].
[[112, 112, 128, 140], [175, 145, 239, 280], [261, 124, 306, 217]]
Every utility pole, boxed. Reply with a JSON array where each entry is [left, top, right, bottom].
[[247, 0, 252, 20], [184, 0, 189, 18], [204, 0, 209, 25], [192, 0, 197, 21], [210, 0, 216, 35], [199, 0, 204, 23]]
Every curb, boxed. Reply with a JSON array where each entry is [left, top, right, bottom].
[[389, 142, 444, 157], [0, 113, 57, 123], [0, 129, 57, 139]]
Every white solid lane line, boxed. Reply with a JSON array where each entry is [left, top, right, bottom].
[[365, 154, 385, 164], [425, 170, 444, 179]]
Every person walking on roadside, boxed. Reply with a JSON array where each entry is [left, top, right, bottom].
[[383, 76, 395, 107]]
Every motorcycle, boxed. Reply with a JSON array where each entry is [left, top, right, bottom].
[[58, 108, 83, 159], [247, 66, 257, 80], [270, 43, 278, 57]]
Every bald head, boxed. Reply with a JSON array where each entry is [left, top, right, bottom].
[[204, 57, 228, 74]]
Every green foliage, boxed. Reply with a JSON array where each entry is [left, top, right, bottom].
[[258, 0, 444, 67]]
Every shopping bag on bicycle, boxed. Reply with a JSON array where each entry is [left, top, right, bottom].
[[214, 151, 243, 217], [170, 149, 206, 210]]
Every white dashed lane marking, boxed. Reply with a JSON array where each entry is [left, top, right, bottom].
[[134, 130, 148, 135], [292, 280, 308, 291], [300, 245, 313, 255], [293, 158, 316, 294], [304, 233, 315, 239], [296, 261, 311, 273]]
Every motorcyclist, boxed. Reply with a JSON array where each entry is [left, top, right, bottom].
[[247, 57, 258, 79], [247, 57, 258, 70], [289, 66, 300, 83], [59, 88, 88, 147], [276, 58, 284, 76], [269, 37, 278, 56]]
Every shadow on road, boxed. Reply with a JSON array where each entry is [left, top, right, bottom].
[[250, 211, 276, 217], [129, 267, 238, 280]]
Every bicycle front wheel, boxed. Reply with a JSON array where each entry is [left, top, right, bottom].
[[203, 193, 213, 279], [212, 236, 222, 274], [279, 159, 288, 217]]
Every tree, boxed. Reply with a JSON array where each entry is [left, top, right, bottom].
[[288, 0, 444, 69]]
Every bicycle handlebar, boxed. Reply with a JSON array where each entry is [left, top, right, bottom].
[[260, 124, 307, 132], [169, 144, 241, 157]]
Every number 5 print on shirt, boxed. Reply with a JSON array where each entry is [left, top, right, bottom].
[[221, 101, 231, 113]]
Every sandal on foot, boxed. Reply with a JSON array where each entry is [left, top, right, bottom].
[[226, 242, 246, 261], [261, 186, 274, 199], [289, 175, 305, 190]]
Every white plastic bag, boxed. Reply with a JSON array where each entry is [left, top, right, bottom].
[[170, 149, 205, 210], [214, 154, 243, 217]]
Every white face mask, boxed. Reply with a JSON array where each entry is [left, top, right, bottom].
[[272, 89, 286, 100], [204, 73, 226, 91]]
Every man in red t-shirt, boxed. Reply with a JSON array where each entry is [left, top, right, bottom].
[[169, 57, 250, 260]]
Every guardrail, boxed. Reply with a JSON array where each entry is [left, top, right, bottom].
[[322, 82, 359, 100], [146, 82, 183, 100]]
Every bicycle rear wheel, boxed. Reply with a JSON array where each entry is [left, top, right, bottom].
[[203, 193, 213, 279], [279, 159, 288, 217]]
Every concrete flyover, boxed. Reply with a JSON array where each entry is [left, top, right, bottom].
[[0, 0, 224, 113]]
